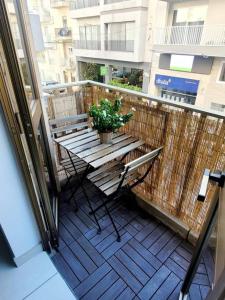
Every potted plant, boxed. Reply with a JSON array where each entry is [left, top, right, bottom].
[[89, 98, 133, 144]]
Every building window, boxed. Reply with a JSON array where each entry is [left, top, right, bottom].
[[77, 25, 100, 50], [173, 6, 208, 25], [218, 63, 225, 82], [211, 102, 225, 113], [106, 21, 134, 52], [68, 47, 73, 54], [62, 16, 67, 28]]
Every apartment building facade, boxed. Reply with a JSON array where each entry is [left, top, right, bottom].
[[151, 0, 225, 111], [38, 0, 76, 84], [9, 0, 225, 109], [8, 0, 76, 85], [71, 0, 161, 92]]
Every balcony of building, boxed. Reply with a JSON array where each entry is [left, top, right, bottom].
[[153, 25, 225, 57], [73, 40, 101, 50], [50, 0, 70, 8], [70, 0, 148, 18], [70, 0, 101, 18], [55, 27, 72, 42], [40, 9, 52, 23], [105, 39, 134, 52], [104, 0, 130, 4], [40, 80, 225, 299], [70, 0, 100, 9]]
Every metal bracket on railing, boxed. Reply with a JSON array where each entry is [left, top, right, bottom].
[[198, 169, 225, 201], [179, 168, 224, 300]]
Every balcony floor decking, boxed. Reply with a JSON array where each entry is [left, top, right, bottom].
[[52, 180, 214, 300]]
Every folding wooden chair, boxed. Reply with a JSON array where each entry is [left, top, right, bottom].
[[49, 113, 89, 191], [87, 146, 163, 242], [50, 114, 102, 233]]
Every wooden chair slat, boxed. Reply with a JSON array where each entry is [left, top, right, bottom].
[[87, 161, 121, 180], [103, 172, 139, 196], [125, 147, 163, 175], [61, 130, 98, 147], [49, 113, 88, 125], [90, 163, 124, 183], [54, 128, 92, 143], [51, 122, 89, 134]]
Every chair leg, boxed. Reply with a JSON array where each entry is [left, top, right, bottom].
[[100, 195, 121, 242], [62, 175, 74, 196], [70, 196, 79, 212], [67, 182, 81, 204], [81, 185, 102, 234]]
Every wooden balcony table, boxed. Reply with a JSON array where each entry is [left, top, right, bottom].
[[54, 127, 162, 241]]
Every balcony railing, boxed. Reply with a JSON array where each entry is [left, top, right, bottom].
[[105, 40, 134, 52], [104, 0, 130, 4], [43, 80, 225, 238], [14, 38, 22, 49], [50, 0, 69, 7], [70, 0, 99, 9], [73, 40, 101, 50], [55, 28, 72, 39], [40, 10, 52, 23], [154, 25, 225, 46]]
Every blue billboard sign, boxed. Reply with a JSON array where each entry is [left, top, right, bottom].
[[155, 74, 199, 94]]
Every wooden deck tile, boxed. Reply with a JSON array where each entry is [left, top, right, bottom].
[[82, 270, 119, 300], [58, 222, 74, 245], [165, 258, 186, 280], [149, 229, 174, 255], [52, 182, 214, 300], [69, 240, 97, 274], [142, 224, 167, 249], [156, 235, 182, 263], [128, 238, 162, 270], [51, 253, 80, 289], [122, 243, 156, 277], [59, 246, 89, 281], [115, 249, 149, 285], [189, 284, 202, 300], [101, 232, 132, 259], [99, 278, 127, 300], [138, 265, 171, 300], [74, 262, 111, 298], [76, 235, 105, 267], [135, 220, 158, 242], [199, 285, 210, 299], [116, 287, 135, 300], [60, 215, 82, 240], [151, 272, 180, 300], [108, 255, 143, 294]]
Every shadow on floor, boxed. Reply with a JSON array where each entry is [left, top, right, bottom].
[[51, 180, 214, 300]]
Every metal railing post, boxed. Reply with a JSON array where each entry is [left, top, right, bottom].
[[179, 170, 225, 300]]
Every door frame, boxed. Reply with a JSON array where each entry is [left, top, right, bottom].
[[0, 0, 59, 249]]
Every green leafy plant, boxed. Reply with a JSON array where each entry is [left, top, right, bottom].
[[89, 98, 133, 133], [81, 62, 101, 81], [109, 79, 142, 92]]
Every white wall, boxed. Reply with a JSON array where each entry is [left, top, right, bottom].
[[0, 105, 41, 264]]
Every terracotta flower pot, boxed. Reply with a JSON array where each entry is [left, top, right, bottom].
[[99, 132, 113, 144]]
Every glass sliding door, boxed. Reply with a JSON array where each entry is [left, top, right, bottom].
[[0, 0, 59, 249]]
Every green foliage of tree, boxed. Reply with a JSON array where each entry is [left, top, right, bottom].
[[127, 69, 143, 86], [109, 79, 142, 92], [89, 98, 133, 133], [81, 63, 101, 81]]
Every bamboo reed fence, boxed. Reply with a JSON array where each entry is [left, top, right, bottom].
[[47, 84, 225, 236]]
